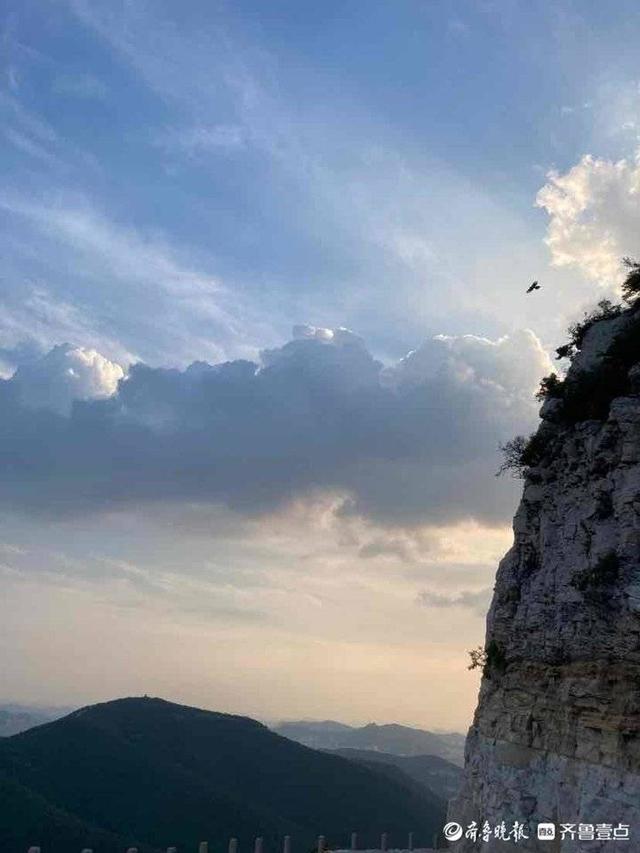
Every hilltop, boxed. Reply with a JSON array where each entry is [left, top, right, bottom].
[[0, 696, 445, 853]]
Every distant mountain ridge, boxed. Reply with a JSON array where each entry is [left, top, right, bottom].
[[0, 704, 69, 737], [329, 749, 462, 801], [0, 697, 446, 853], [273, 720, 465, 766]]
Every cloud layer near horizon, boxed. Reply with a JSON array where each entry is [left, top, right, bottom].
[[2, 326, 549, 526]]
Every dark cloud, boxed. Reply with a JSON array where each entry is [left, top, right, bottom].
[[358, 538, 415, 562], [416, 587, 493, 614], [0, 327, 545, 525]]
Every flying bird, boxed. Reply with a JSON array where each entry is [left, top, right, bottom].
[[526, 280, 541, 293]]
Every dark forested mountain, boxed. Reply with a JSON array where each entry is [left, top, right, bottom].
[[0, 697, 446, 853], [273, 721, 465, 766], [329, 749, 463, 801]]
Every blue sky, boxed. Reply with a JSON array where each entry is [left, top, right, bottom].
[[5, 0, 637, 366], [2, 0, 640, 726]]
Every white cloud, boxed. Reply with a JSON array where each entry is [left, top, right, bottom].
[[0, 195, 222, 301], [382, 329, 552, 404], [0, 192, 275, 366], [536, 152, 640, 286], [12, 343, 124, 415], [0, 284, 136, 369], [64, 0, 571, 353], [292, 324, 335, 342], [4, 128, 59, 166]]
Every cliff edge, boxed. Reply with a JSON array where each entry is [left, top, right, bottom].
[[449, 303, 640, 851]]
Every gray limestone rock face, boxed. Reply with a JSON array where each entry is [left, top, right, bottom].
[[449, 309, 640, 851]]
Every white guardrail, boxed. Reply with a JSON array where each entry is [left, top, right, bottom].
[[26, 833, 440, 853]]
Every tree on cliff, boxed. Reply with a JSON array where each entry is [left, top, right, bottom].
[[622, 257, 640, 303]]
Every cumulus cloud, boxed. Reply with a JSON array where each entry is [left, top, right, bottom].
[[536, 152, 640, 285], [383, 329, 551, 402], [0, 326, 546, 524], [292, 324, 336, 342], [11, 343, 124, 415]]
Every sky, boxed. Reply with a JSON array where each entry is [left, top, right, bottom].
[[2, 0, 640, 731]]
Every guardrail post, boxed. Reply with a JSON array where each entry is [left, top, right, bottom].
[[200, 844, 209, 853], [229, 837, 239, 853], [283, 834, 291, 853], [255, 836, 264, 853], [317, 835, 325, 853], [351, 832, 357, 851], [380, 833, 387, 852], [408, 832, 414, 851]]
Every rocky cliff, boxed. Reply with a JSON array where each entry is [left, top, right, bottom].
[[449, 304, 640, 851]]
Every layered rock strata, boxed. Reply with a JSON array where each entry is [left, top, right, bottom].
[[450, 308, 640, 851]]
